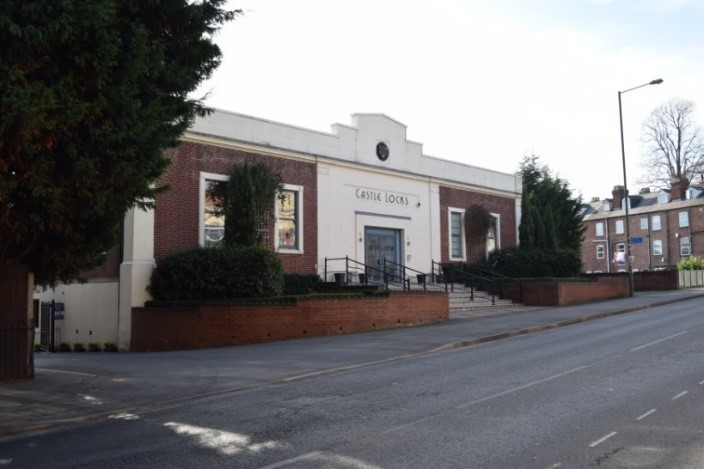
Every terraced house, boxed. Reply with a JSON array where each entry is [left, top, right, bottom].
[[581, 184, 704, 273], [34, 110, 522, 350]]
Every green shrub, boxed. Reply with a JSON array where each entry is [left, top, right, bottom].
[[103, 341, 118, 352], [58, 342, 71, 352], [478, 247, 582, 278], [148, 246, 284, 301], [282, 273, 322, 294], [72, 342, 85, 352], [677, 255, 704, 270], [88, 342, 101, 352], [33, 343, 43, 352]]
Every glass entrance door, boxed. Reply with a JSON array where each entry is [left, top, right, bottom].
[[364, 227, 402, 282]]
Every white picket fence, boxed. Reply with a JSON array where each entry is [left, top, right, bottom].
[[679, 270, 704, 288]]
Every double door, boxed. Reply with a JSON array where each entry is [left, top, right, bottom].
[[364, 227, 402, 282]]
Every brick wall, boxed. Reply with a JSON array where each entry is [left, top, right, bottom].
[[582, 271, 678, 291], [582, 203, 704, 273], [439, 186, 517, 264], [131, 292, 448, 352], [634, 270, 679, 291], [154, 141, 318, 274], [497, 276, 629, 306]]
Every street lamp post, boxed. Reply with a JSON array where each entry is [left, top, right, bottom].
[[618, 78, 663, 296]]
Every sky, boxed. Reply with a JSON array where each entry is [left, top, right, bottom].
[[192, 0, 704, 200]]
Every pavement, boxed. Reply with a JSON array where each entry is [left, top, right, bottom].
[[2, 288, 704, 440]]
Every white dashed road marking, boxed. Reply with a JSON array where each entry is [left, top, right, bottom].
[[589, 431, 617, 448], [630, 331, 687, 351], [636, 409, 657, 421]]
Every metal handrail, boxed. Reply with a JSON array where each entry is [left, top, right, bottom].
[[324, 256, 389, 290], [431, 262, 496, 304], [432, 261, 526, 304], [431, 260, 450, 292], [459, 263, 524, 301], [382, 258, 412, 291]]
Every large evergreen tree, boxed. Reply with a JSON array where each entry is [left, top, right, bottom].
[[519, 155, 585, 252], [0, 0, 237, 285]]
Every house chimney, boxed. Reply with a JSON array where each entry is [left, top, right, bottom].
[[611, 185, 625, 211], [590, 196, 600, 202], [639, 187, 651, 194], [670, 176, 689, 201]]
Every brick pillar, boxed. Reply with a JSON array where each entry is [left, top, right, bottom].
[[0, 264, 35, 380], [611, 185, 625, 211], [670, 177, 688, 201], [118, 206, 155, 351]]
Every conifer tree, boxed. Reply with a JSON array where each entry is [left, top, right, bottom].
[[519, 155, 585, 252], [0, 0, 237, 285]]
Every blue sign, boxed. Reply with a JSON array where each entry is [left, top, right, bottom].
[[54, 302, 65, 312], [630, 236, 644, 244]]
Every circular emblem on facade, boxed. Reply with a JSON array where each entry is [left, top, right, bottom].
[[376, 142, 389, 161]]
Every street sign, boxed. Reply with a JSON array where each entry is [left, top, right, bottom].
[[629, 236, 644, 244]]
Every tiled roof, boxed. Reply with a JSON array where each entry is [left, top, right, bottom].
[[582, 187, 704, 221]]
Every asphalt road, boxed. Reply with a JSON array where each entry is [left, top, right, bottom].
[[3, 299, 704, 468]]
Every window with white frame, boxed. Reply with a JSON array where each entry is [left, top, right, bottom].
[[595, 222, 604, 237], [613, 243, 626, 265], [200, 173, 229, 247], [449, 209, 465, 260], [276, 185, 303, 252], [679, 211, 689, 228], [653, 239, 663, 256], [651, 215, 661, 231], [640, 217, 648, 230], [596, 245, 605, 259], [680, 236, 691, 256], [615, 219, 624, 234]]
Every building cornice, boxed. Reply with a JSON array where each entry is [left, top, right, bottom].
[[181, 132, 521, 199]]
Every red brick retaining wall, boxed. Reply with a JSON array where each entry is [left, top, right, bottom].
[[581, 271, 679, 291], [131, 292, 448, 352], [634, 270, 679, 291], [498, 276, 629, 306]]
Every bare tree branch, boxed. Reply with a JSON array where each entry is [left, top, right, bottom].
[[639, 98, 704, 190]]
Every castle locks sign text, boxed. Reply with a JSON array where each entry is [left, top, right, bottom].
[[355, 188, 409, 206]]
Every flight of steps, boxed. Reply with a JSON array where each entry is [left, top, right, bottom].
[[446, 284, 519, 314], [386, 280, 521, 313]]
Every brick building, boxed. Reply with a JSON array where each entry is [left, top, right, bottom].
[[35, 110, 522, 349], [581, 184, 704, 273]]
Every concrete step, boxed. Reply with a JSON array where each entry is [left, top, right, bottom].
[[449, 290, 519, 310], [386, 283, 521, 310]]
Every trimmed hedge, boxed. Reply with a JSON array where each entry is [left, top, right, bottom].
[[282, 273, 322, 294], [485, 247, 582, 278], [148, 246, 283, 300], [443, 247, 582, 280], [144, 290, 389, 308]]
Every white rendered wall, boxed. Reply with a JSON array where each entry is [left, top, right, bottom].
[[34, 281, 119, 346], [317, 163, 441, 280], [118, 206, 155, 351]]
